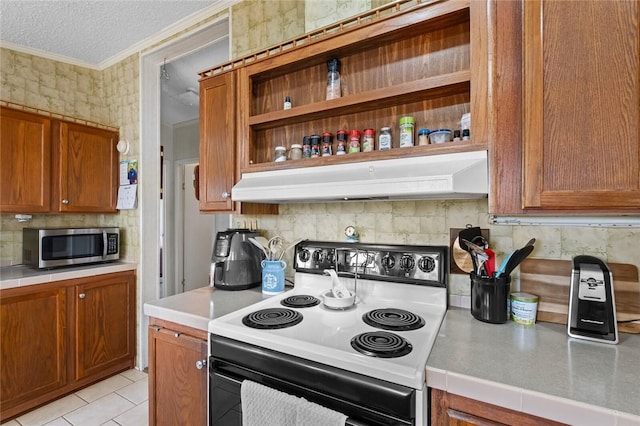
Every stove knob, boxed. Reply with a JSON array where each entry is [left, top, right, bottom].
[[312, 250, 325, 263], [419, 256, 436, 273], [326, 249, 336, 264], [381, 254, 396, 269], [298, 249, 311, 263], [400, 255, 415, 271]]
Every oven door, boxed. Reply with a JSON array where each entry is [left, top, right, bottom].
[[209, 334, 416, 426]]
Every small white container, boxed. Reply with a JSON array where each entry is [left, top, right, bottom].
[[461, 112, 471, 130], [428, 129, 451, 144], [274, 146, 287, 162]]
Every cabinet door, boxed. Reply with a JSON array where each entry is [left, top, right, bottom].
[[148, 326, 207, 426], [0, 107, 51, 213], [54, 121, 119, 213], [0, 287, 67, 420], [431, 389, 564, 426], [522, 0, 640, 210], [199, 72, 236, 212], [74, 272, 135, 381]]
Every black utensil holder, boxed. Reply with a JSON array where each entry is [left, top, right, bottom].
[[470, 273, 511, 324]]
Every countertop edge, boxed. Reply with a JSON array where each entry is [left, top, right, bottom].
[[143, 303, 210, 332], [425, 367, 640, 425], [0, 262, 137, 289]]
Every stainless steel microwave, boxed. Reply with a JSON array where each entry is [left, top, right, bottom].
[[22, 227, 120, 269]]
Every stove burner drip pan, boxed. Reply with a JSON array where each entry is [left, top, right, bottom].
[[280, 295, 321, 308], [351, 331, 413, 358], [363, 308, 425, 331], [242, 308, 303, 329]]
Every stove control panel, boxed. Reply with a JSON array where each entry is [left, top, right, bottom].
[[294, 241, 447, 288]]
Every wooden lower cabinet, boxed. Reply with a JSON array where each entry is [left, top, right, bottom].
[[148, 318, 208, 426], [430, 389, 565, 426], [0, 270, 136, 422], [0, 287, 67, 419]]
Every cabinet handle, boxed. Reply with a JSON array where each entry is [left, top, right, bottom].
[[196, 359, 207, 370], [62, 199, 70, 205], [221, 191, 230, 199], [79, 293, 86, 299]]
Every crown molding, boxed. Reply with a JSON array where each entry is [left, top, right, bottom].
[[0, 0, 240, 71]]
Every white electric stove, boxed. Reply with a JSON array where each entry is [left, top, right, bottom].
[[208, 241, 448, 426]]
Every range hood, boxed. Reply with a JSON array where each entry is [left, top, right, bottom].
[[232, 150, 488, 203]]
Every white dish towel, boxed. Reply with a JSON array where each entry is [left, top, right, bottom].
[[241, 380, 347, 426]]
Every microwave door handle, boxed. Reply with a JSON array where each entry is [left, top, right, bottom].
[[102, 231, 108, 259]]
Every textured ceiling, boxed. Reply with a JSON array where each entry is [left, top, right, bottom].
[[0, 1, 216, 66], [0, 0, 230, 126]]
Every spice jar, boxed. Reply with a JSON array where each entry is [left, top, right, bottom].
[[462, 128, 471, 141], [348, 130, 361, 153], [274, 146, 287, 162], [378, 126, 392, 150], [326, 58, 342, 100], [302, 136, 312, 158], [336, 130, 347, 155], [418, 128, 430, 146], [399, 116, 415, 147], [362, 129, 375, 152], [290, 144, 302, 160], [310, 134, 321, 158], [321, 132, 333, 156]]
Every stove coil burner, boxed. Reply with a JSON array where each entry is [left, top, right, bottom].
[[280, 295, 321, 308], [362, 308, 425, 331], [350, 331, 413, 358], [242, 308, 303, 329]]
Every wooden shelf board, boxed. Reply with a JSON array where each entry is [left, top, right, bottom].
[[248, 70, 471, 130], [241, 141, 486, 174]]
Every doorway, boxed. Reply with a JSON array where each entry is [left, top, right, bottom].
[[139, 16, 230, 368]]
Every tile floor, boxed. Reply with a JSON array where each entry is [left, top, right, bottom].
[[5, 369, 148, 426]]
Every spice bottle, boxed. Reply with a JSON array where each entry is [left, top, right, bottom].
[[418, 128, 430, 146], [336, 130, 348, 155], [362, 129, 375, 152], [284, 96, 292, 110], [321, 132, 333, 156], [290, 144, 302, 160], [348, 130, 361, 153], [302, 136, 312, 158], [462, 129, 471, 141], [453, 130, 461, 142], [274, 146, 287, 162], [378, 127, 392, 150], [399, 116, 415, 147], [326, 58, 342, 100], [310, 134, 321, 158]]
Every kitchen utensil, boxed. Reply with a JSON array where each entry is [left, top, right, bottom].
[[324, 269, 352, 299], [502, 244, 534, 277], [248, 237, 269, 258], [279, 239, 302, 260], [458, 227, 483, 272], [484, 248, 496, 276], [267, 236, 283, 260]]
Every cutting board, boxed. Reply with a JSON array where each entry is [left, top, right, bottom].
[[520, 259, 640, 334]]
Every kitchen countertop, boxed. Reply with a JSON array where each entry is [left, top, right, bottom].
[[143, 285, 268, 331], [426, 308, 640, 425], [0, 261, 137, 290]]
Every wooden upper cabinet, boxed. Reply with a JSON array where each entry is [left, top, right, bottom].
[[199, 72, 236, 212], [522, 0, 640, 211], [0, 107, 52, 213], [53, 121, 119, 213]]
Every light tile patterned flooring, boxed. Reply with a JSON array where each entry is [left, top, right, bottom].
[[5, 369, 148, 426]]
